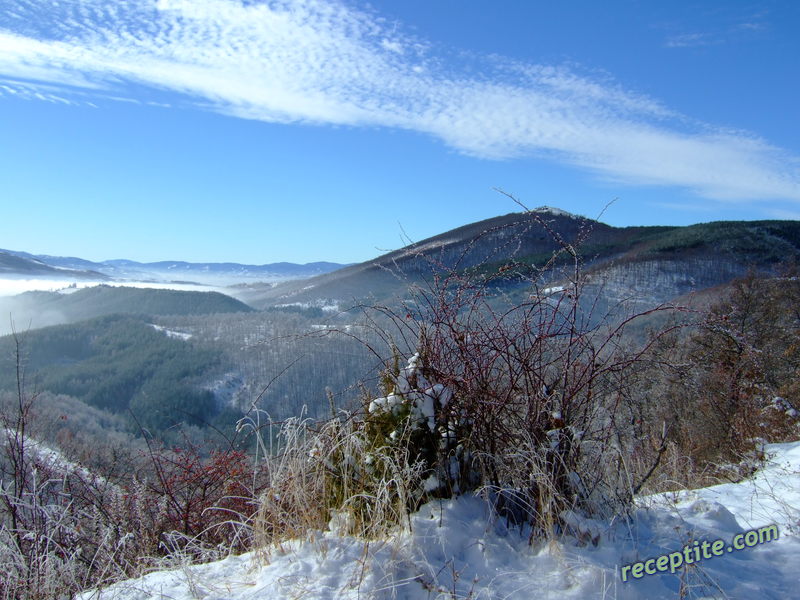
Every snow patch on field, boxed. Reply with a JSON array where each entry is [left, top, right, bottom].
[[78, 441, 800, 600]]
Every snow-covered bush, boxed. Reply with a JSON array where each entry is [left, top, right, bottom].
[[338, 205, 679, 538], [365, 350, 478, 501], [253, 410, 425, 546], [254, 352, 474, 545]]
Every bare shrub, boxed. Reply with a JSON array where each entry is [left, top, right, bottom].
[[0, 329, 265, 599], [262, 202, 682, 543], [628, 270, 800, 491], [0, 330, 133, 599]]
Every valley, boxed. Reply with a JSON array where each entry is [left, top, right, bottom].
[[3, 208, 799, 444], [2, 209, 799, 600]]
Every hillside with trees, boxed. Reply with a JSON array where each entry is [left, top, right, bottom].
[[0, 315, 227, 436], [0, 286, 253, 333], [1, 213, 799, 599]]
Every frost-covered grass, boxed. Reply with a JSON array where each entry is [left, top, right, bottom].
[[77, 441, 800, 600]]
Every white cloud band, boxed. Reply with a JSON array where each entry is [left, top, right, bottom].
[[1, 0, 798, 202]]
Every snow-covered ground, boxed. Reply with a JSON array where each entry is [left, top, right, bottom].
[[148, 323, 193, 341], [275, 300, 340, 312], [79, 441, 800, 599], [2, 427, 120, 493]]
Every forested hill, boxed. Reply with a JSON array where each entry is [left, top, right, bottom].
[[240, 211, 800, 309], [0, 314, 231, 434], [0, 285, 253, 332]]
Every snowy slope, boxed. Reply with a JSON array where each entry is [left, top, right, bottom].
[[80, 442, 800, 600]]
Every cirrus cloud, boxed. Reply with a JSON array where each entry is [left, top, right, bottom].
[[0, 0, 798, 202]]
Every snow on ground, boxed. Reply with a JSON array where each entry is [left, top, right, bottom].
[[148, 323, 193, 341], [79, 441, 800, 599], [541, 286, 565, 295], [275, 300, 340, 312], [533, 206, 580, 219], [2, 428, 119, 492]]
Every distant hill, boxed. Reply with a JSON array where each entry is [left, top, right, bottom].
[[237, 208, 800, 310], [0, 248, 346, 285], [6, 210, 799, 316], [0, 250, 108, 279], [0, 285, 253, 333]]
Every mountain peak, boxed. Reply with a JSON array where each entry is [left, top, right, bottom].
[[532, 206, 579, 219]]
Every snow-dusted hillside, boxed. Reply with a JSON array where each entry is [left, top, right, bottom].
[[80, 441, 800, 599]]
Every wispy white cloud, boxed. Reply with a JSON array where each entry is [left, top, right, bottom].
[[664, 9, 769, 48], [664, 32, 718, 48], [734, 21, 767, 33], [0, 78, 82, 105], [0, 0, 798, 202]]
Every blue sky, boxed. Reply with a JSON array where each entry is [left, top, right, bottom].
[[1, 0, 798, 264]]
